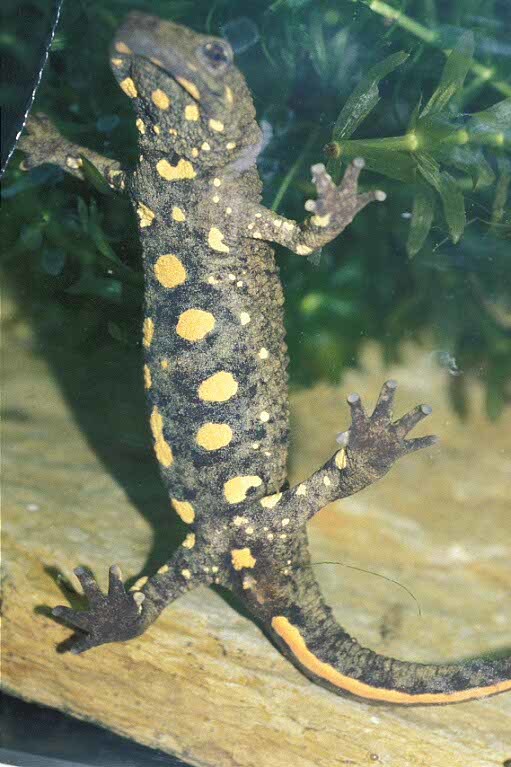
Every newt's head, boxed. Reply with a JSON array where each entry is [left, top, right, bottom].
[[110, 13, 261, 169]]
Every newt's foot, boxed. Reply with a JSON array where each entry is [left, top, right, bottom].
[[304, 159, 386, 230], [339, 380, 437, 482], [52, 565, 146, 654]]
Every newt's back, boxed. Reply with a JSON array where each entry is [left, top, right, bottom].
[[111, 15, 290, 522]]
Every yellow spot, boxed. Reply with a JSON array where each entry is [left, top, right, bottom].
[[143, 317, 154, 348], [335, 448, 347, 470], [259, 411, 270, 422], [176, 77, 200, 100], [226, 141, 236, 150], [260, 493, 282, 509], [232, 516, 248, 527], [135, 118, 146, 134], [152, 124, 161, 135], [209, 118, 224, 132], [323, 475, 331, 486], [296, 244, 313, 255], [281, 518, 290, 526], [130, 576, 148, 591], [151, 89, 170, 110], [157, 564, 169, 574], [143, 365, 152, 390], [115, 41, 132, 54], [296, 483, 307, 496], [231, 548, 256, 571], [120, 77, 138, 98], [191, 147, 199, 157], [154, 254, 187, 289], [169, 128, 178, 136], [212, 195, 220, 203], [253, 231, 262, 239], [226, 207, 232, 215], [172, 499, 195, 524], [196, 423, 233, 451], [240, 312, 250, 326], [201, 141, 211, 151], [150, 407, 174, 467], [111, 58, 123, 68], [137, 202, 155, 228], [156, 158, 196, 181], [176, 309, 215, 341], [258, 348, 269, 360], [213, 177, 222, 187], [181, 569, 192, 580], [161, 358, 169, 370], [273, 219, 282, 228], [66, 156, 82, 170], [198, 371, 238, 402], [283, 222, 294, 231], [311, 213, 331, 227], [208, 227, 230, 253], [225, 85, 234, 105], [182, 533, 196, 549], [172, 206, 186, 222], [185, 103, 200, 121], [224, 476, 262, 504]]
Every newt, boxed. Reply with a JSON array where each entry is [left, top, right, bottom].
[[20, 12, 510, 705]]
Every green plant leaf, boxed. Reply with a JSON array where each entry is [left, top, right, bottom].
[[416, 153, 465, 242], [332, 51, 409, 142], [80, 155, 114, 195], [441, 145, 495, 190], [333, 144, 416, 182], [467, 98, 511, 143], [407, 185, 435, 257], [421, 31, 474, 117]]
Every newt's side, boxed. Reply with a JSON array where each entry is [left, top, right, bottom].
[[20, 12, 510, 705]]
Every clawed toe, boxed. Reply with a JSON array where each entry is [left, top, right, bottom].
[[394, 403, 433, 438], [371, 379, 398, 421]]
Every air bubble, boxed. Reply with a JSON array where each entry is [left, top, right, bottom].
[[221, 17, 260, 54]]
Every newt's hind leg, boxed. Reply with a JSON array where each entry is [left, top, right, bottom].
[[53, 549, 211, 653], [256, 380, 437, 527]]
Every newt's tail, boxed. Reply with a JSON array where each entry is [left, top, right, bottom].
[[245, 552, 511, 705]]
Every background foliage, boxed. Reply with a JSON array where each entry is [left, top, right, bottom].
[[1, 0, 510, 417]]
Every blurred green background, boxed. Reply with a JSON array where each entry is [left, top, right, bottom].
[[1, 0, 510, 417]]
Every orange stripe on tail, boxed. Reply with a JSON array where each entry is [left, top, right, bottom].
[[271, 616, 511, 705]]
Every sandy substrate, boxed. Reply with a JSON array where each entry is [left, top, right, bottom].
[[2, 304, 510, 767]]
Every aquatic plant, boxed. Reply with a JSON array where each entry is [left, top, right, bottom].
[[1, 0, 510, 417]]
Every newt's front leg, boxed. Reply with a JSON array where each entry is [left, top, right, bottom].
[[18, 113, 125, 191], [240, 158, 386, 256]]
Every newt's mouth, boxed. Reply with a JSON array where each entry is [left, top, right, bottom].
[[113, 13, 199, 95]]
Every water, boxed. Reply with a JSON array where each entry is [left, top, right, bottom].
[[1, 1, 510, 765]]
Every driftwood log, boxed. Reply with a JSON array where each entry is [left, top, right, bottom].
[[2, 301, 510, 767]]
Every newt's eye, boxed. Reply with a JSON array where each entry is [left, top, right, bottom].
[[198, 40, 233, 74]]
